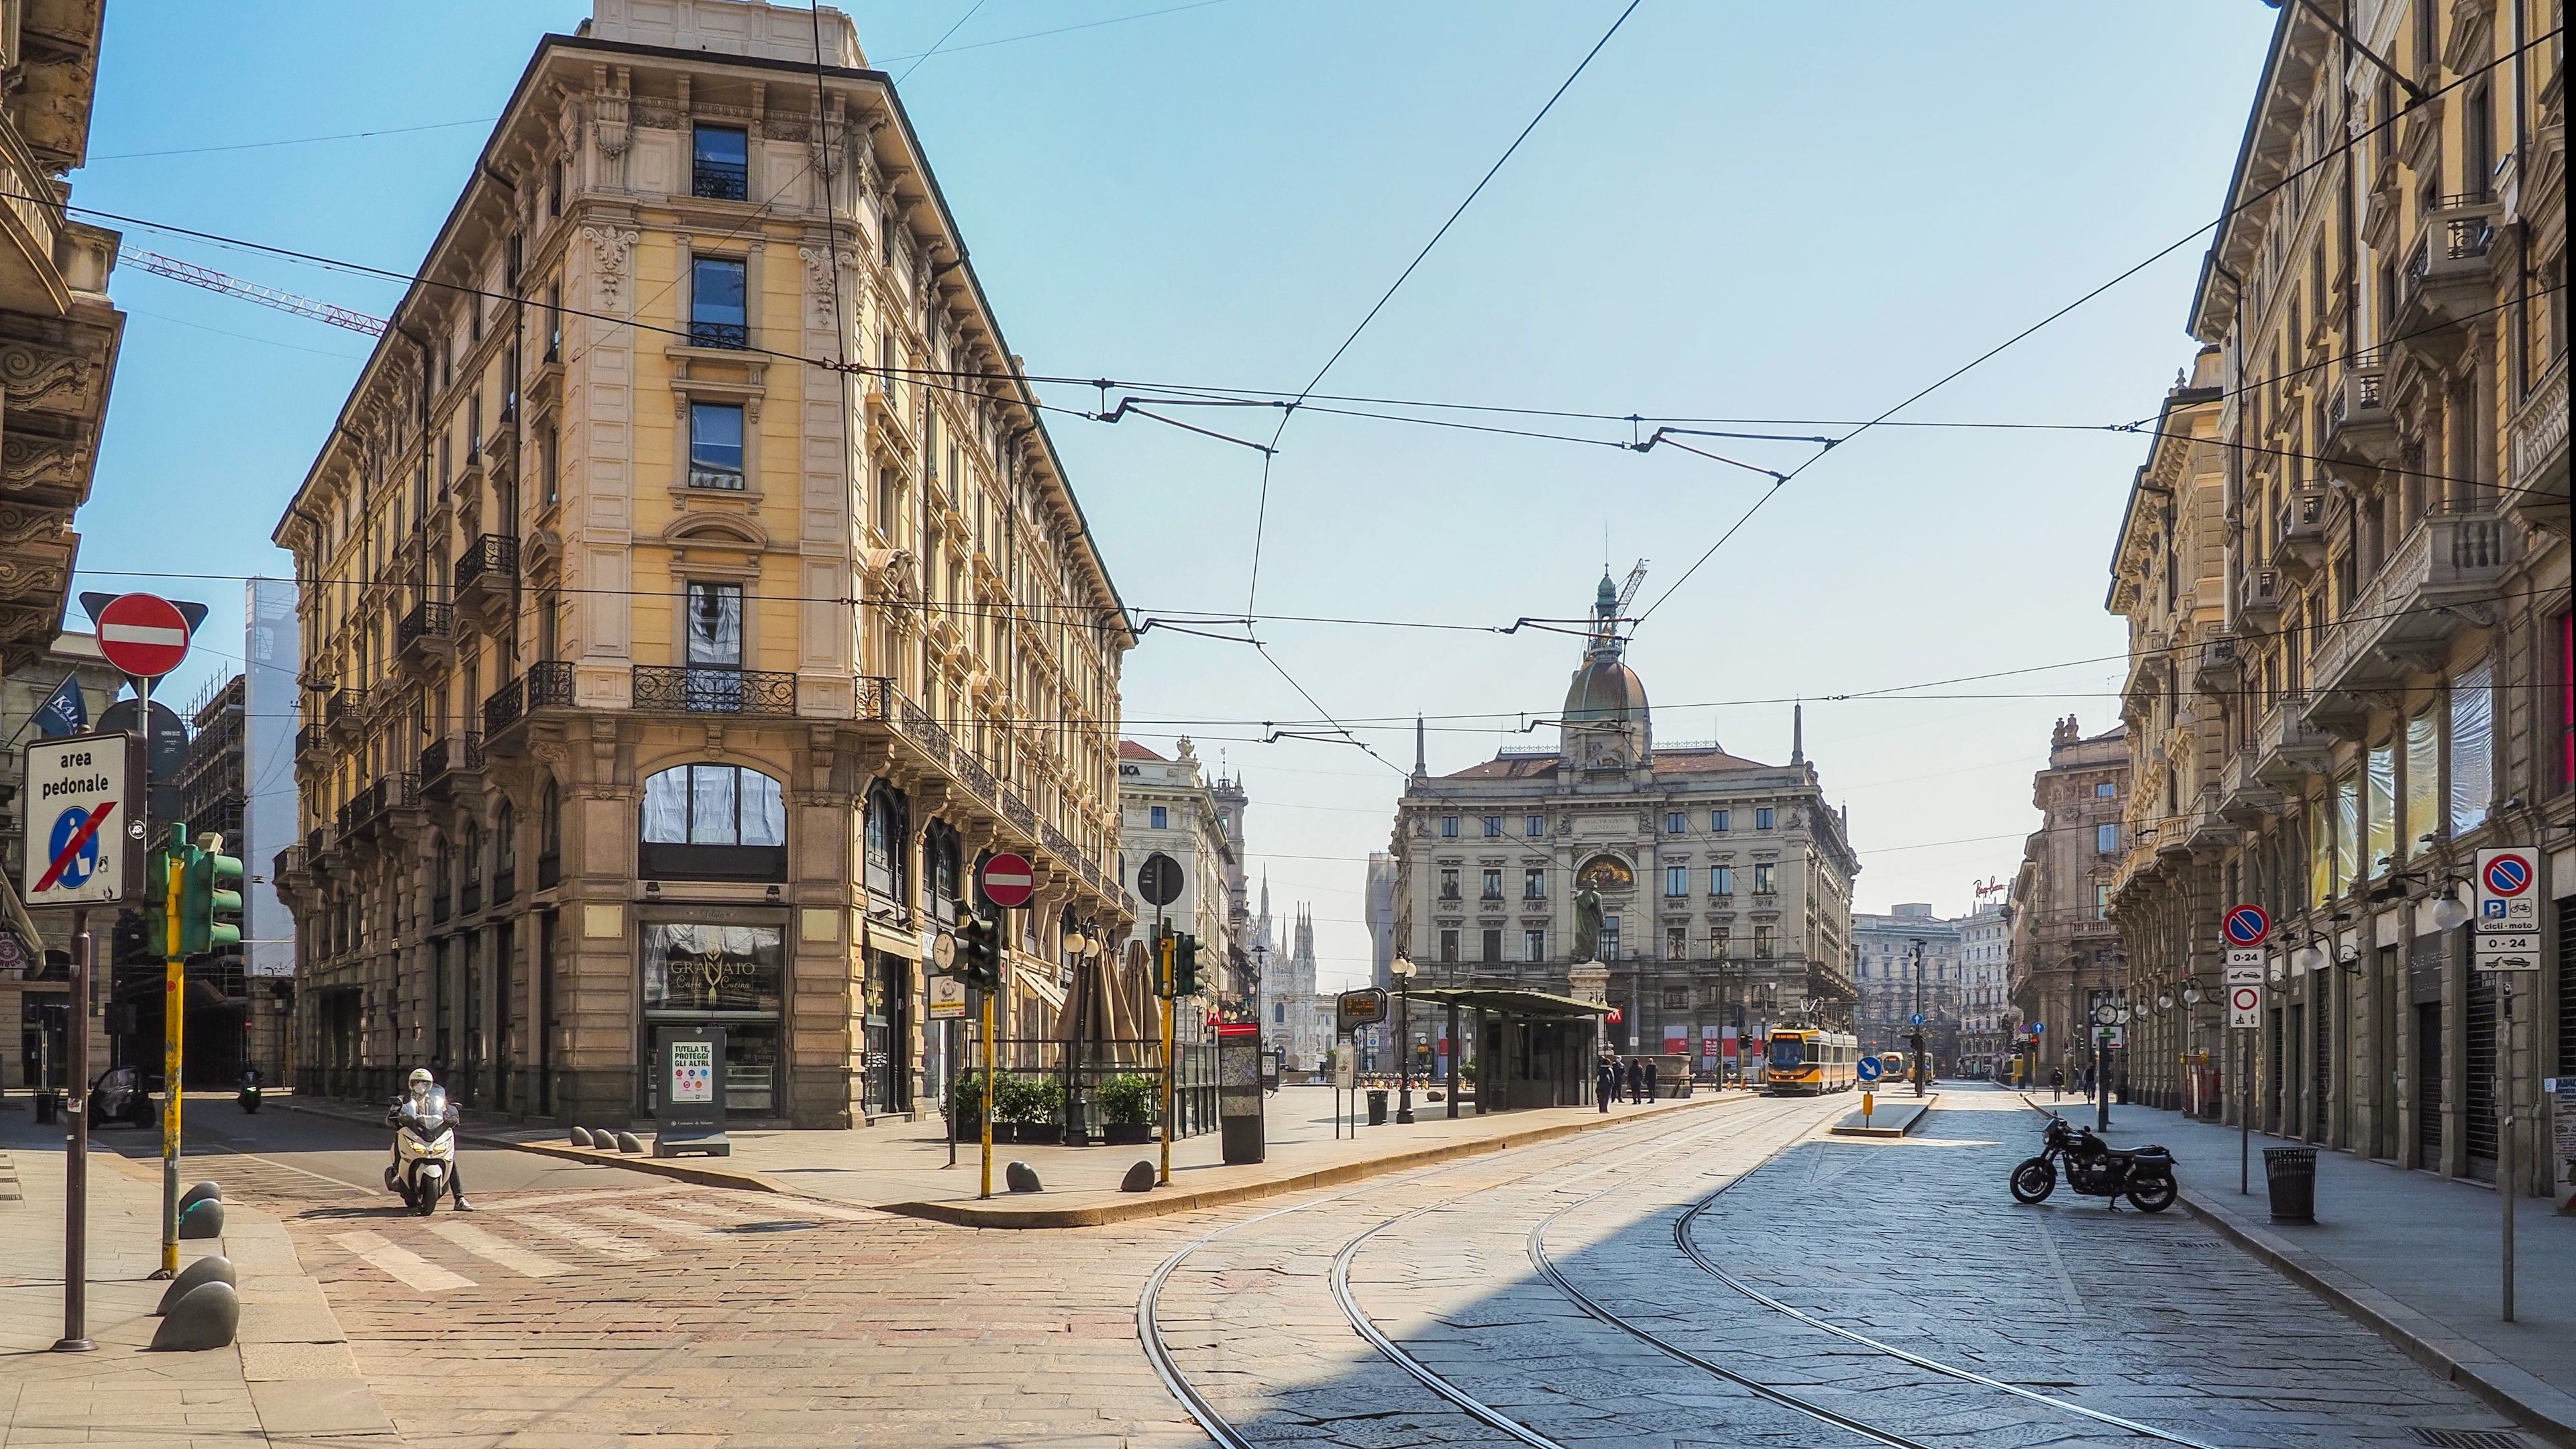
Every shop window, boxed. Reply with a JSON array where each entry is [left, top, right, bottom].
[[640, 922, 782, 1117], [641, 763, 788, 881]]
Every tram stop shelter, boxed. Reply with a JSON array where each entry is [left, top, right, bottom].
[[1398, 986, 1609, 1115]]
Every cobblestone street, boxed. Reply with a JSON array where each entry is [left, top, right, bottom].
[[13, 1085, 2534, 1448]]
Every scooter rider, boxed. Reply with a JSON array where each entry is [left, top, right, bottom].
[[387, 1068, 472, 1211]]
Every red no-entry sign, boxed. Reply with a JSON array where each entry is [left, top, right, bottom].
[[977, 851, 1034, 909], [95, 592, 191, 679]]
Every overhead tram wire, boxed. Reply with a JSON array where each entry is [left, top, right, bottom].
[[1241, 0, 1645, 616], [1629, 31, 2556, 627]]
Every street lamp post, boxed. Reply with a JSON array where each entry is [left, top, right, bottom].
[[1060, 921, 1099, 1146], [1391, 954, 1416, 1124], [1908, 938, 1927, 1098]]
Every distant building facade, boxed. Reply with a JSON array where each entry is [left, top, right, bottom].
[[1851, 904, 1958, 1060], [1389, 575, 1859, 1066], [2008, 717, 2129, 1083]]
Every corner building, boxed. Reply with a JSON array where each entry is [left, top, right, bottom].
[[1389, 577, 1859, 1062], [273, 0, 1132, 1129]]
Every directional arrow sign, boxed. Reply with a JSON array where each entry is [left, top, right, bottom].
[[1857, 1057, 1882, 1083]]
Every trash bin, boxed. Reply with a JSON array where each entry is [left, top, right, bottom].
[[2263, 1146, 2316, 1223], [1366, 1088, 1389, 1126]]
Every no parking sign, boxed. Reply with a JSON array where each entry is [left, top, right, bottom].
[[2476, 849, 2537, 931]]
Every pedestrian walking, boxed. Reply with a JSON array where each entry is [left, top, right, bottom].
[[1627, 1057, 1645, 1104], [1643, 1058, 1659, 1100], [1595, 1055, 1616, 1113], [2050, 1066, 2063, 1100]]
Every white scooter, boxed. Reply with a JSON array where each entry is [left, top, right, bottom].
[[384, 1084, 459, 1215]]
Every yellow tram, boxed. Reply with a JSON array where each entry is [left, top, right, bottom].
[[1762, 1027, 1860, 1095]]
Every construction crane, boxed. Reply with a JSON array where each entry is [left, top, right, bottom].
[[1614, 558, 1648, 623], [121, 248, 387, 337]]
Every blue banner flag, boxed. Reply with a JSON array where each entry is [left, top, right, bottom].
[[32, 673, 86, 738]]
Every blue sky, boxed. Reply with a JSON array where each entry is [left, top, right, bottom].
[[72, 1, 2277, 984]]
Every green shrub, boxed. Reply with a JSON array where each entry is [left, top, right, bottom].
[[994, 1071, 1063, 1124], [1098, 1073, 1159, 1124], [947, 1069, 987, 1125]]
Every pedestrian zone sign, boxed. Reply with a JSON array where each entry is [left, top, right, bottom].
[[2229, 984, 2261, 1028], [22, 733, 128, 906]]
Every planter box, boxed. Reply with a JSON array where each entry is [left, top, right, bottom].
[[1103, 1122, 1154, 1145]]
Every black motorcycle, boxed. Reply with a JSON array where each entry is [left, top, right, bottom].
[[238, 1067, 262, 1114], [2009, 1114, 2177, 1212]]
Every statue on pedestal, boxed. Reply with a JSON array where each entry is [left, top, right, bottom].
[[1572, 883, 1605, 965]]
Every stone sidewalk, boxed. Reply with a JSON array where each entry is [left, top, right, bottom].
[[293, 1081, 1739, 1227], [0, 1105, 400, 1447], [2027, 1091, 2576, 1445]]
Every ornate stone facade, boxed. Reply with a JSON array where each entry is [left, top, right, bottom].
[[271, 0, 1130, 1130], [1389, 576, 1859, 1065], [2108, 0, 2567, 1193]]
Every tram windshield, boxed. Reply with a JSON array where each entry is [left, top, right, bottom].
[[1768, 1036, 1807, 1069]]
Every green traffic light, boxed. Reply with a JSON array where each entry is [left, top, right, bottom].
[[180, 836, 245, 956]]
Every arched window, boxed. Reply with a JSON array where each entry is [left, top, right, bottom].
[[863, 781, 908, 903], [493, 803, 518, 902], [641, 763, 787, 881], [538, 777, 562, 887], [461, 821, 484, 912]]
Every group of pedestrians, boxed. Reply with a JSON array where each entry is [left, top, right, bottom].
[[1592, 1053, 1658, 1111]]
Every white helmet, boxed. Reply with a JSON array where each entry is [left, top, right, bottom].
[[407, 1068, 435, 1091]]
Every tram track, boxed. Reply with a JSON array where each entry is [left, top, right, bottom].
[[1138, 1095, 1804, 1449], [1646, 1087, 2223, 1449]]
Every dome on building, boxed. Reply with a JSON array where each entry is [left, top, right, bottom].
[[1558, 569, 1651, 766], [1562, 655, 1648, 724]]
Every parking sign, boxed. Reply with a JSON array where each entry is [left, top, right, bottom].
[[2475, 848, 2537, 932]]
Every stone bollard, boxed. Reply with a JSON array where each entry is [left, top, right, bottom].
[[1004, 1161, 1042, 1193], [154, 1254, 235, 1316], [1120, 1161, 1157, 1193], [178, 1197, 227, 1239], [150, 1280, 240, 1350], [615, 1131, 645, 1155], [178, 1181, 222, 1213], [570, 1126, 593, 1146]]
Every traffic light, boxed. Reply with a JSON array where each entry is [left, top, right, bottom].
[[955, 909, 1000, 992], [1155, 923, 1175, 999], [143, 824, 184, 961], [1172, 932, 1201, 998], [181, 833, 244, 957]]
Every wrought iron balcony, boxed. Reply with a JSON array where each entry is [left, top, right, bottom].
[[687, 320, 748, 350], [690, 162, 748, 201], [484, 661, 574, 735], [419, 737, 451, 784], [632, 665, 795, 716], [395, 600, 453, 659], [453, 534, 519, 599]]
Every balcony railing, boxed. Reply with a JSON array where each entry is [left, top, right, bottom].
[[691, 162, 748, 201], [396, 600, 453, 654], [2309, 504, 2519, 701], [2239, 568, 2283, 622], [325, 688, 368, 728], [633, 665, 795, 716], [453, 534, 519, 594], [687, 320, 748, 350], [1002, 790, 1036, 836], [420, 737, 451, 783], [484, 662, 574, 733], [954, 752, 997, 802]]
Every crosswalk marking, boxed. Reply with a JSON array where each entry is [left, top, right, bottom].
[[662, 1193, 879, 1226], [334, 1230, 474, 1292], [584, 1203, 733, 1242], [515, 1210, 659, 1263], [430, 1221, 571, 1279]]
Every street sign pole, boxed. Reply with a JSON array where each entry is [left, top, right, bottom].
[[156, 808, 184, 1279], [52, 910, 93, 1352], [2500, 977, 2515, 1323], [1158, 911, 1174, 1188]]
